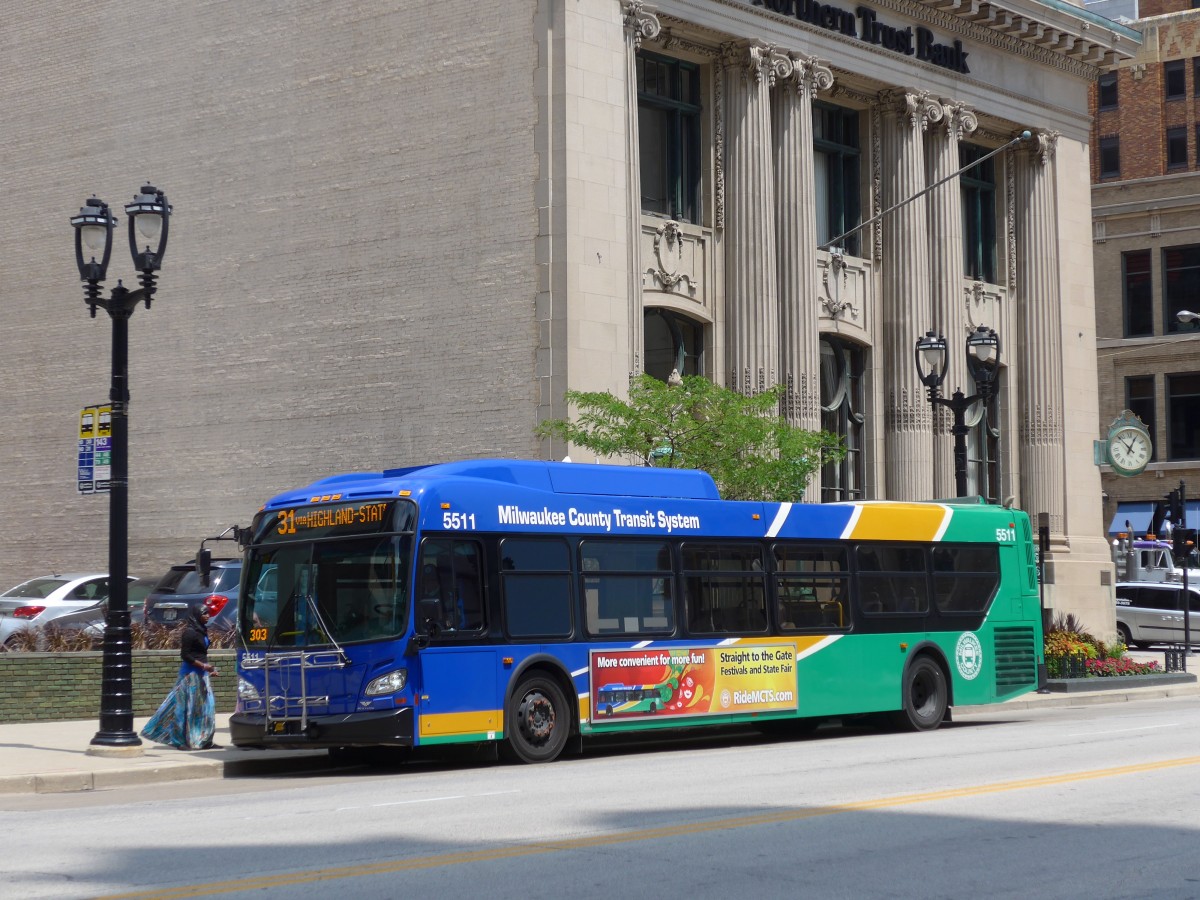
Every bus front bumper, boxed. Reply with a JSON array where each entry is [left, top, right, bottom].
[[230, 706, 414, 749]]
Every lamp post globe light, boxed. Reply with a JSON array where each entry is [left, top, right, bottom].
[[71, 185, 170, 754], [914, 325, 1001, 498], [1178, 309, 1199, 325]]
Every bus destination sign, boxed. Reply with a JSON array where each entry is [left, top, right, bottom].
[[259, 500, 393, 543]]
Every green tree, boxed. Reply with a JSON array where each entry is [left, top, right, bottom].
[[535, 374, 845, 501]]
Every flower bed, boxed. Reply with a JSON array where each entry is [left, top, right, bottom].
[[1044, 612, 1160, 679], [1046, 652, 1160, 679]]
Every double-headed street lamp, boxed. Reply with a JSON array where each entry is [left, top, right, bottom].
[[72, 185, 171, 753], [914, 325, 1001, 498]]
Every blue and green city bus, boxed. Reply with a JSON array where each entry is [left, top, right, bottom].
[[230, 459, 1043, 762]]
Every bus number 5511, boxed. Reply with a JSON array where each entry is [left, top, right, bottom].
[[443, 512, 476, 531]]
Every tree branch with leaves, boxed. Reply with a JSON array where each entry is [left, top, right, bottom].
[[536, 375, 845, 501]]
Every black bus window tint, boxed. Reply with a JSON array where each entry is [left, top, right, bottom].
[[932, 544, 1000, 613], [500, 538, 572, 639], [317, 537, 409, 644], [682, 543, 767, 634], [416, 539, 484, 635], [774, 544, 849, 631], [249, 547, 314, 647], [581, 540, 674, 636], [856, 544, 929, 614]]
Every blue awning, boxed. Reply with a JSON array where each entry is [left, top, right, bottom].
[[1108, 501, 1154, 536]]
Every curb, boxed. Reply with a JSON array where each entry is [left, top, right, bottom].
[[955, 681, 1200, 715], [1044, 673, 1197, 693], [0, 750, 330, 796]]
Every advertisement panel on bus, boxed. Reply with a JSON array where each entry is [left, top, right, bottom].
[[589, 645, 798, 722]]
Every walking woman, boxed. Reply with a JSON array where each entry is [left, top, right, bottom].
[[141, 599, 220, 750]]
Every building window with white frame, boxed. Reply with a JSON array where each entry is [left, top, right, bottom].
[[637, 52, 702, 224]]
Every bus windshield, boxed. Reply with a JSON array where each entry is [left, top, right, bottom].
[[241, 534, 412, 648]]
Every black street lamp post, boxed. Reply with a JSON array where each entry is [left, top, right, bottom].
[[914, 325, 1001, 498], [72, 185, 171, 752]]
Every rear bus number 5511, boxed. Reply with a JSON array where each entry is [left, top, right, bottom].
[[443, 512, 476, 530]]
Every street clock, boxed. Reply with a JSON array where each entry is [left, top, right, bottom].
[[1105, 411, 1152, 477]]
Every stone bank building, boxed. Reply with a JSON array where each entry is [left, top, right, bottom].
[[0, 1, 1136, 633]]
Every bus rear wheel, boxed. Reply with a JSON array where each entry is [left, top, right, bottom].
[[892, 656, 947, 732], [505, 675, 570, 764]]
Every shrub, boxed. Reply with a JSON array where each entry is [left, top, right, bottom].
[[1, 620, 241, 653]]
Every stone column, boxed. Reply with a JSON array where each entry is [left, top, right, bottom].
[[926, 101, 978, 498], [880, 90, 941, 501], [1015, 131, 1066, 537], [621, 1, 660, 383], [774, 53, 833, 502], [722, 40, 779, 396]]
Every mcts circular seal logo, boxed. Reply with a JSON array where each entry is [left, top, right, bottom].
[[955, 632, 983, 681]]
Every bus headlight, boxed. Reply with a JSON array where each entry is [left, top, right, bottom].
[[365, 669, 407, 696], [237, 677, 261, 701]]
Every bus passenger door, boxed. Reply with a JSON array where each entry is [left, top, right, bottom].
[[415, 650, 499, 742]]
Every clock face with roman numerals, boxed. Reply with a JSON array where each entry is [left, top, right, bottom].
[[1108, 424, 1152, 476]]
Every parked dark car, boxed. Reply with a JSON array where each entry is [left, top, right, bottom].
[[143, 560, 242, 629]]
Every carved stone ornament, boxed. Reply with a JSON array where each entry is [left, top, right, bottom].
[[821, 248, 859, 319], [647, 221, 695, 295], [621, 0, 660, 48], [936, 101, 978, 141]]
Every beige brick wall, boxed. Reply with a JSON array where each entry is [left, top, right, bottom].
[[0, 1, 541, 584]]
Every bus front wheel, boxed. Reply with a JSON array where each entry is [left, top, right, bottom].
[[505, 675, 570, 764], [892, 656, 947, 732]]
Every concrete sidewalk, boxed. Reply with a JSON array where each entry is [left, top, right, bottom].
[[3, 674, 1198, 795], [0, 714, 328, 795]]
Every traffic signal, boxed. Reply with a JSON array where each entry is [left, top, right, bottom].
[[1164, 488, 1183, 523], [1173, 528, 1194, 559]]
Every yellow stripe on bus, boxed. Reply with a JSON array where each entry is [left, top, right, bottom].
[[419, 709, 500, 737], [848, 503, 949, 541]]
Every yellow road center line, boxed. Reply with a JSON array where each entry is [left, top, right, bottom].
[[96, 754, 1200, 899]]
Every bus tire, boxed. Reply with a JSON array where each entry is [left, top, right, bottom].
[[505, 674, 570, 764], [892, 656, 947, 732]]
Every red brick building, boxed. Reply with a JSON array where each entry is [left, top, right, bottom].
[[1090, 0, 1200, 538]]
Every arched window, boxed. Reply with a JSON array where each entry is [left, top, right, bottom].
[[644, 309, 704, 383], [820, 337, 865, 501]]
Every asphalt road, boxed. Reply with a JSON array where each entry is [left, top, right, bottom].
[[3, 696, 1199, 899]]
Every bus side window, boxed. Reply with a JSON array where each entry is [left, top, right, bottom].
[[418, 539, 486, 634]]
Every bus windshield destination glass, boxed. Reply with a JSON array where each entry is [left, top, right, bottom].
[[231, 459, 1043, 763]]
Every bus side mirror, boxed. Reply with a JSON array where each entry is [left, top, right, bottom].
[[197, 548, 212, 588], [417, 597, 442, 637]]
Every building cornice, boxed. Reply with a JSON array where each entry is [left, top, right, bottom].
[[910, 0, 1140, 68], [665, 0, 1138, 82]]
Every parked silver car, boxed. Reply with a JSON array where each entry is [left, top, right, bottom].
[[0, 574, 146, 649], [1115, 581, 1200, 648]]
